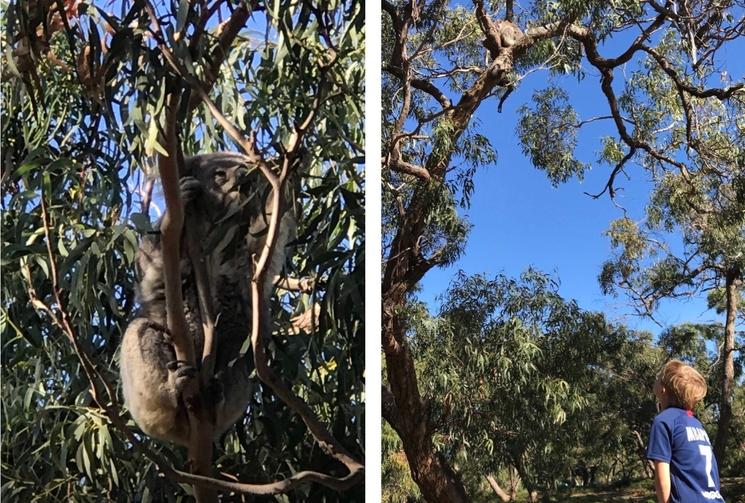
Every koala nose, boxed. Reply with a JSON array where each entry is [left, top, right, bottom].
[[235, 167, 251, 185]]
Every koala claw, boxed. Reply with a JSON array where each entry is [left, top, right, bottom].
[[179, 176, 202, 205], [166, 359, 192, 372]]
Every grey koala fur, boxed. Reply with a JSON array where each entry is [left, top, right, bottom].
[[495, 20, 522, 48], [120, 152, 296, 446]]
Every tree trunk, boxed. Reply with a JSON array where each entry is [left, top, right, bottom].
[[632, 430, 654, 479], [509, 466, 519, 500], [158, 95, 216, 502], [381, 151, 472, 503], [485, 474, 512, 502], [381, 6, 531, 501], [713, 266, 740, 465], [514, 456, 539, 503], [382, 334, 469, 502]]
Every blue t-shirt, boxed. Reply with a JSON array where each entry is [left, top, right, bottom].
[[647, 407, 724, 502]]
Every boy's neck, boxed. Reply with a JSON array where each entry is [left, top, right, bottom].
[[660, 404, 693, 414]]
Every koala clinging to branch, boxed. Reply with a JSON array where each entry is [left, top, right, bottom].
[[120, 152, 296, 446], [482, 19, 524, 60]]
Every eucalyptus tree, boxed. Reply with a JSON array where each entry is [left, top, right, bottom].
[[418, 271, 662, 500], [2, 0, 364, 500], [592, 89, 745, 465], [382, 0, 743, 499], [421, 271, 603, 499]]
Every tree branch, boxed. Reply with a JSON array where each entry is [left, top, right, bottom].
[[274, 275, 317, 293], [505, 0, 514, 22], [388, 158, 432, 180], [585, 147, 636, 200], [187, 3, 253, 113], [248, 78, 364, 487], [157, 94, 195, 370], [385, 67, 453, 109], [158, 92, 218, 503], [641, 45, 744, 99]]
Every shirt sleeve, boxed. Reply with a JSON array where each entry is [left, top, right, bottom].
[[647, 417, 673, 463]]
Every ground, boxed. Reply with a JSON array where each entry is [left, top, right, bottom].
[[551, 477, 745, 503]]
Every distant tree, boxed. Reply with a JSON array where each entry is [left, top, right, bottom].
[[2, 0, 364, 500], [413, 270, 664, 500], [571, 325, 663, 483], [382, 0, 743, 498], [421, 271, 603, 500]]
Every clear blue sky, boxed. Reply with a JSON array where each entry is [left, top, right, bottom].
[[418, 25, 745, 336]]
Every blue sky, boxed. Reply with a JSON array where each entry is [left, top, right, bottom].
[[418, 26, 745, 336]]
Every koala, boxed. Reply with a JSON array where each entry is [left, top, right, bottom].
[[482, 20, 524, 59], [120, 152, 296, 446], [496, 20, 523, 49]]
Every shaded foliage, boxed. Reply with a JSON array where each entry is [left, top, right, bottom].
[[1, 0, 364, 500]]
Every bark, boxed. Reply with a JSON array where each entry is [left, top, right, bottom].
[[713, 266, 741, 465], [382, 324, 469, 502], [382, 4, 532, 500], [158, 94, 216, 503], [485, 474, 512, 502]]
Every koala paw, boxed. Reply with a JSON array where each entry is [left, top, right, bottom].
[[179, 176, 202, 205], [166, 360, 198, 397]]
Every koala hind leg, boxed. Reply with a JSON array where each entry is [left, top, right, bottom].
[[120, 319, 193, 446]]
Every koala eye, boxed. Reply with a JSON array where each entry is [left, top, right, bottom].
[[214, 169, 227, 184]]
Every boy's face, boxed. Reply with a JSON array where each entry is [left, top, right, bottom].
[[653, 378, 671, 410]]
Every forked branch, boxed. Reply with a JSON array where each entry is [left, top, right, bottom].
[[157, 92, 217, 503], [247, 84, 364, 486]]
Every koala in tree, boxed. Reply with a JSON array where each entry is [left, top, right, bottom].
[[496, 20, 523, 48], [120, 152, 296, 446], [482, 19, 524, 59]]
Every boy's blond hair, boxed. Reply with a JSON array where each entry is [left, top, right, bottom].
[[657, 359, 707, 410]]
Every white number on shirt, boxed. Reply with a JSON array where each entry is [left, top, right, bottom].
[[698, 444, 715, 487]]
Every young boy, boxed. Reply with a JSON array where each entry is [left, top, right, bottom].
[[647, 359, 725, 503]]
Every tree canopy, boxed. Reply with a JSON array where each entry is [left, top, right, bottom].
[[382, 0, 744, 500], [2, 0, 365, 500]]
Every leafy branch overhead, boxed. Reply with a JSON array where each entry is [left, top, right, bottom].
[[2, 0, 364, 500], [382, 0, 743, 500]]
